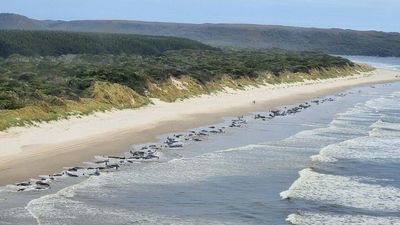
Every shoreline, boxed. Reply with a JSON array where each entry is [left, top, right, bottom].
[[0, 68, 399, 186]]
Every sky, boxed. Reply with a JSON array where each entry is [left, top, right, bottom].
[[0, 0, 399, 32]]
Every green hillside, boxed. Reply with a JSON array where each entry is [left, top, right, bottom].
[[0, 30, 214, 57]]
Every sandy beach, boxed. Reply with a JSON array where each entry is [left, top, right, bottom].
[[0, 68, 399, 186]]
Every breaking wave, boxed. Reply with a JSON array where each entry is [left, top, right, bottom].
[[280, 168, 400, 212], [285, 89, 400, 224], [287, 211, 400, 225]]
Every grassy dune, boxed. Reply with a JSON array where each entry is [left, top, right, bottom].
[[0, 62, 372, 131]]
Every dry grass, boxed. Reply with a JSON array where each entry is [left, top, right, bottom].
[[0, 81, 149, 131]]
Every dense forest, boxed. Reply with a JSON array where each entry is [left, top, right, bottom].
[[0, 30, 214, 57], [1, 13, 400, 57]]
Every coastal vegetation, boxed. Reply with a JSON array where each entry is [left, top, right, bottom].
[[0, 30, 371, 131]]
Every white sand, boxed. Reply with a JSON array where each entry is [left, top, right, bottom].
[[0, 68, 399, 185]]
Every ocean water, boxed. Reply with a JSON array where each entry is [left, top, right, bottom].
[[0, 57, 399, 225], [342, 55, 400, 71]]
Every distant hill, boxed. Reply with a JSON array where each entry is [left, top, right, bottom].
[[0, 13, 47, 30], [1, 13, 400, 57], [0, 30, 214, 57]]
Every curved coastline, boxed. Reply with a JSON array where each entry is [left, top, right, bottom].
[[0, 68, 399, 186]]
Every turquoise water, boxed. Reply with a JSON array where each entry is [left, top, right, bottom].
[[0, 57, 399, 225]]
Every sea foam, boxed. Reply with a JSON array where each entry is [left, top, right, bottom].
[[280, 168, 400, 212], [287, 211, 400, 225]]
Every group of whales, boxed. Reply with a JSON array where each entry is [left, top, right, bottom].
[[13, 125, 228, 191], [11, 87, 374, 192]]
